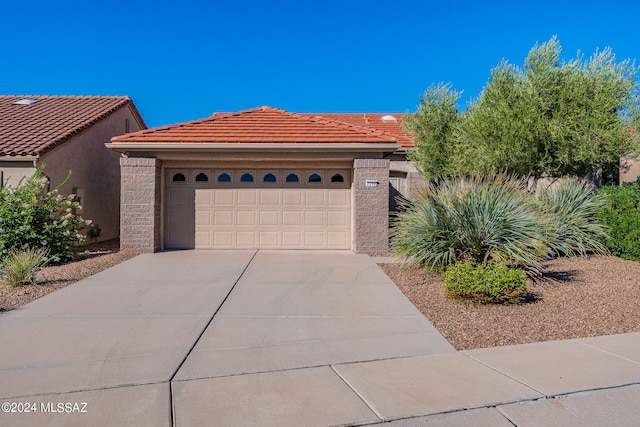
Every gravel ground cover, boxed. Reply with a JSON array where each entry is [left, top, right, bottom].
[[0, 240, 136, 312], [2, 242, 639, 351], [380, 256, 640, 350]]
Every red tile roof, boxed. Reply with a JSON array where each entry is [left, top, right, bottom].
[[309, 113, 413, 147], [111, 106, 398, 144], [0, 96, 144, 157]]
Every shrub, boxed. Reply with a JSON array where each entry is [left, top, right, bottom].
[[444, 261, 528, 304], [0, 169, 89, 262], [1, 247, 50, 287], [598, 182, 640, 261], [391, 175, 548, 273], [534, 179, 609, 258]]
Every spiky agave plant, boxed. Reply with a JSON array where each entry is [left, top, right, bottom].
[[391, 175, 548, 273], [534, 179, 609, 257]]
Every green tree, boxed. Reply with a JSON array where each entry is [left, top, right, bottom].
[[403, 83, 462, 179], [406, 37, 640, 180]]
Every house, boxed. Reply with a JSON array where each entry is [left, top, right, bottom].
[[0, 96, 146, 241], [107, 106, 423, 254]]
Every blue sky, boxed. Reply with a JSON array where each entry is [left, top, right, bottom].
[[2, 1, 639, 128]]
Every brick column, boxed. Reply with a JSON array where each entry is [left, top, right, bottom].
[[352, 158, 390, 254], [120, 157, 161, 253]]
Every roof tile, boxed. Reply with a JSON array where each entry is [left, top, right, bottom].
[[111, 106, 400, 144], [0, 96, 143, 157]]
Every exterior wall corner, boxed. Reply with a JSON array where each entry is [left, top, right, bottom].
[[119, 157, 161, 253], [352, 158, 390, 255]]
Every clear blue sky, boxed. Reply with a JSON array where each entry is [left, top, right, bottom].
[[3, 1, 639, 128]]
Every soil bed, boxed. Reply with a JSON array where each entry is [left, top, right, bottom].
[[380, 256, 640, 350], [0, 239, 136, 312]]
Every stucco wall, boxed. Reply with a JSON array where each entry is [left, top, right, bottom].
[[0, 161, 36, 187], [36, 107, 144, 241], [620, 157, 640, 184]]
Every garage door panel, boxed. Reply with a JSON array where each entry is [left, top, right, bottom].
[[214, 210, 234, 226], [282, 211, 302, 226], [195, 210, 211, 226], [237, 231, 257, 247], [328, 231, 349, 247], [328, 190, 349, 206], [237, 190, 257, 206], [327, 210, 348, 226], [214, 190, 235, 205], [259, 231, 279, 247], [165, 169, 351, 250], [304, 231, 325, 247], [195, 190, 213, 206], [283, 190, 303, 206], [237, 210, 257, 226], [304, 211, 324, 226], [213, 231, 234, 247], [260, 190, 280, 205], [259, 210, 279, 226], [195, 231, 211, 247], [305, 190, 325, 205]]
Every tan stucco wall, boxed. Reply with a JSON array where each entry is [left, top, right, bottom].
[[35, 106, 144, 241], [0, 161, 36, 186], [620, 157, 640, 184]]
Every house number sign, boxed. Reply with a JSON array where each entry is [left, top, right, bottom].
[[365, 180, 378, 187]]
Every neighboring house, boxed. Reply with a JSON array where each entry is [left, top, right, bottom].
[[107, 106, 409, 254], [0, 96, 146, 241], [309, 113, 427, 209]]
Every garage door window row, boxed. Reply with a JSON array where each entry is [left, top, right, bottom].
[[170, 170, 348, 186]]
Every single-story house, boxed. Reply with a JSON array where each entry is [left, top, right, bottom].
[[0, 96, 146, 241], [107, 106, 425, 254]]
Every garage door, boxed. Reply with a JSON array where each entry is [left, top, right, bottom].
[[165, 169, 351, 249]]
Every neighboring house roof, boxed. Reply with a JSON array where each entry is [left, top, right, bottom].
[[111, 106, 398, 144], [0, 95, 146, 157], [310, 113, 414, 147]]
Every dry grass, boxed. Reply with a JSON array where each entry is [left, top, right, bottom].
[[0, 240, 136, 312], [380, 256, 640, 350]]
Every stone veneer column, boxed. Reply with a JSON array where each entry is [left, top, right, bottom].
[[120, 157, 161, 253], [352, 158, 390, 254]]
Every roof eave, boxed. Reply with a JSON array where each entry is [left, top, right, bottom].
[[105, 142, 400, 155]]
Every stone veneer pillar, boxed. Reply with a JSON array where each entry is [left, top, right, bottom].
[[352, 158, 390, 254], [120, 157, 161, 253]]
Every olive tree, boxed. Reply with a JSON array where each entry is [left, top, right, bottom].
[[405, 37, 640, 181]]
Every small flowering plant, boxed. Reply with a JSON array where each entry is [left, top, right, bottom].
[[0, 169, 89, 262]]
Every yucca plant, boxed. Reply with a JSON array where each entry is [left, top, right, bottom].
[[391, 175, 548, 273], [534, 179, 609, 257], [1, 247, 50, 287]]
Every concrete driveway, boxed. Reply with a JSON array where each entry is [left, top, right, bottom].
[[2, 250, 639, 426], [0, 250, 454, 426]]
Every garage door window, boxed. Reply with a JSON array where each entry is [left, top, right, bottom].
[[286, 173, 299, 183], [217, 172, 231, 183], [263, 173, 277, 183], [240, 173, 254, 183], [195, 173, 209, 182], [172, 172, 186, 182], [308, 173, 322, 183], [331, 173, 344, 183]]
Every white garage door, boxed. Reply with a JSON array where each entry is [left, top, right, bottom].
[[165, 169, 351, 249]]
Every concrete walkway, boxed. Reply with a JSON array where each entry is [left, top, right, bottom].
[[0, 250, 639, 426]]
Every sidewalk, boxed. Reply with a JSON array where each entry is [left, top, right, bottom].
[[0, 251, 638, 426]]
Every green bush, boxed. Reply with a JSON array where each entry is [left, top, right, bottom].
[[391, 175, 610, 274], [444, 261, 528, 304], [1, 247, 50, 287], [391, 175, 548, 273], [0, 169, 89, 262], [534, 179, 609, 258], [598, 182, 640, 261]]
